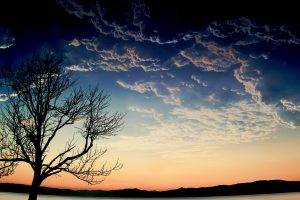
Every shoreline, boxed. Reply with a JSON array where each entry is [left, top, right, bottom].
[[1, 180, 300, 198]]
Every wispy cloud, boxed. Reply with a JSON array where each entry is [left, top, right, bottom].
[[280, 100, 300, 112], [191, 75, 207, 87], [57, 0, 179, 44], [173, 41, 240, 72], [116, 80, 155, 93], [207, 17, 300, 45], [233, 63, 262, 103], [68, 38, 165, 72], [0, 93, 17, 102], [0, 94, 9, 102], [0, 27, 15, 49], [171, 100, 278, 143], [98, 48, 163, 72], [65, 64, 93, 72], [117, 80, 181, 106], [128, 105, 163, 122]]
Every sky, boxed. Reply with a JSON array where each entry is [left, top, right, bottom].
[[0, 0, 300, 191]]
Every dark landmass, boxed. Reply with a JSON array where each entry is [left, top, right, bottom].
[[0, 180, 300, 198]]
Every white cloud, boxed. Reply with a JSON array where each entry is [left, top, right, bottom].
[[233, 63, 262, 103], [249, 53, 269, 60], [232, 56, 298, 129], [162, 86, 181, 105], [208, 17, 300, 45], [207, 93, 219, 103], [98, 47, 164, 72], [58, 0, 179, 45], [69, 38, 165, 72], [0, 94, 9, 102], [166, 73, 175, 78], [171, 100, 278, 143], [117, 80, 181, 106], [109, 100, 281, 158], [116, 80, 154, 93], [69, 38, 81, 47], [180, 81, 194, 88], [280, 100, 300, 112], [0, 93, 18, 102], [65, 65, 93, 72], [191, 75, 207, 87], [128, 105, 163, 122], [0, 27, 15, 49], [174, 41, 240, 72]]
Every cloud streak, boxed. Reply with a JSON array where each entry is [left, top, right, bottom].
[[191, 75, 207, 87], [0, 27, 15, 49], [117, 80, 181, 106], [173, 41, 240, 72], [67, 38, 165, 72], [58, 0, 179, 44], [207, 17, 300, 45], [128, 105, 163, 122]]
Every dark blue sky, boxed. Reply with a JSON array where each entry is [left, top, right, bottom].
[[1, 0, 300, 129]]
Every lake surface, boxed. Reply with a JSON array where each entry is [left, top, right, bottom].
[[1, 192, 300, 200]]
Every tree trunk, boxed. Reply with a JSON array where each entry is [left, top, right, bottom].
[[28, 171, 42, 200]]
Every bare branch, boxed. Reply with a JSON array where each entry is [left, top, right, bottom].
[[0, 50, 124, 189]]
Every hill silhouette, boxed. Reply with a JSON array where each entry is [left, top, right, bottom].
[[0, 180, 300, 198]]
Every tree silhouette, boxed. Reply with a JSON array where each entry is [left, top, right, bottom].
[[0, 51, 124, 200]]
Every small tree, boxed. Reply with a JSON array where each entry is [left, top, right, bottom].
[[0, 52, 124, 200]]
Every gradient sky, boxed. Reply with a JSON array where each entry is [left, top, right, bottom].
[[0, 0, 300, 191]]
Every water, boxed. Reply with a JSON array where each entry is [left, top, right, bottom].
[[1, 192, 300, 200]]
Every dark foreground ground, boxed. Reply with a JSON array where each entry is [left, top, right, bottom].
[[0, 180, 300, 198]]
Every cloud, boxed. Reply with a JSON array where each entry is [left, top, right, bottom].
[[56, 0, 94, 18], [128, 105, 163, 122], [174, 41, 240, 72], [207, 17, 300, 45], [162, 86, 181, 105], [98, 47, 164, 72], [170, 20, 300, 130], [117, 80, 181, 106], [249, 53, 269, 60], [65, 64, 93, 72], [233, 63, 298, 128], [280, 100, 300, 112], [108, 96, 298, 158], [207, 93, 219, 103], [233, 63, 262, 103], [57, 0, 179, 44], [166, 73, 175, 78], [68, 38, 165, 72], [191, 75, 207, 87], [69, 38, 81, 47], [0, 94, 9, 102], [172, 56, 190, 68], [63, 15, 300, 131], [180, 81, 194, 89], [171, 100, 278, 143], [116, 80, 154, 93], [112, 100, 281, 157], [0, 93, 18, 102], [275, 100, 300, 127], [0, 27, 15, 49]]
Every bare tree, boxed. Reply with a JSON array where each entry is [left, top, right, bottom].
[[0, 51, 124, 200]]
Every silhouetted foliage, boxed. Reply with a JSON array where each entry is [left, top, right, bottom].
[[0, 180, 300, 198], [0, 51, 124, 200]]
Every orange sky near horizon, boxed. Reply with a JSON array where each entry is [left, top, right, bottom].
[[2, 126, 300, 191]]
